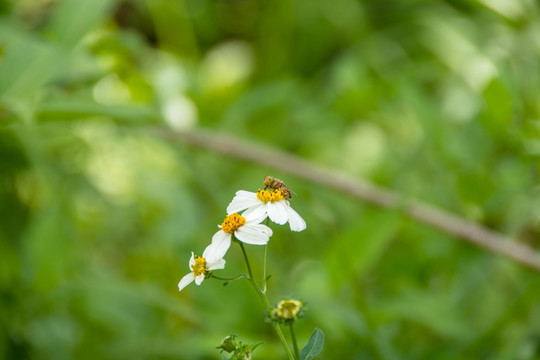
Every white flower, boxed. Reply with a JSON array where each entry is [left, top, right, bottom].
[[178, 245, 226, 292], [207, 212, 273, 259], [227, 189, 306, 232]]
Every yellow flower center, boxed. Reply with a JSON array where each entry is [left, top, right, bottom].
[[256, 189, 284, 203], [221, 213, 246, 234], [190, 255, 207, 277], [276, 299, 303, 320]]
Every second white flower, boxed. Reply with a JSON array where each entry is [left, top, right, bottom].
[[207, 212, 273, 259]]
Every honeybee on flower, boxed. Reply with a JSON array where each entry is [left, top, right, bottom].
[[263, 175, 293, 199], [227, 176, 306, 232]]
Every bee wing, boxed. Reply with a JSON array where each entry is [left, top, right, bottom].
[[285, 186, 297, 197]]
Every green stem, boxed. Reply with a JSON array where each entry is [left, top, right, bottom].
[[237, 241, 295, 360], [289, 322, 300, 360], [262, 218, 270, 293], [210, 273, 248, 284], [239, 242, 254, 278], [262, 244, 268, 293], [273, 322, 296, 360]]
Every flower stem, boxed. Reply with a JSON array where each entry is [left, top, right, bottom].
[[273, 322, 296, 360], [289, 322, 300, 360], [239, 242, 254, 278], [262, 218, 270, 293], [237, 242, 295, 360], [262, 244, 268, 293], [210, 273, 248, 285]]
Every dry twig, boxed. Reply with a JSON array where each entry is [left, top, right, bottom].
[[154, 128, 540, 272]]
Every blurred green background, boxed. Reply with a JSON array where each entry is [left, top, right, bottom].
[[2, 0, 540, 359]]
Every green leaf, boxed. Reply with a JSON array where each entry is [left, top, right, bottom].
[[47, 0, 116, 47], [300, 328, 324, 360], [0, 31, 66, 102]]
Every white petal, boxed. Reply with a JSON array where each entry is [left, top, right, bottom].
[[188, 252, 195, 269], [244, 210, 268, 225], [267, 201, 288, 225], [286, 206, 306, 232], [209, 230, 232, 259], [242, 203, 268, 220], [178, 273, 195, 291], [259, 223, 273, 236], [194, 274, 205, 286], [235, 223, 272, 245], [236, 190, 257, 197], [244, 222, 273, 236], [227, 191, 260, 214], [207, 258, 226, 271], [203, 243, 225, 265]]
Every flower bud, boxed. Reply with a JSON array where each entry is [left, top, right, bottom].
[[216, 334, 261, 360], [216, 334, 238, 353], [269, 298, 305, 324]]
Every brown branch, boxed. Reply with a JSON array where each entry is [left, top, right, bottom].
[[154, 127, 540, 272]]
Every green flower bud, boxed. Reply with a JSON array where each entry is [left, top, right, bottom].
[[216, 334, 238, 353], [216, 335, 261, 360]]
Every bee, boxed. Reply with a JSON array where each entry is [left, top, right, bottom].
[[263, 175, 293, 199]]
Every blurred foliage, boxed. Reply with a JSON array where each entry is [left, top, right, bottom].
[[1, 0, 540, 359]]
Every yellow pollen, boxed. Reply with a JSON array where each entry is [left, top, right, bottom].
[[221, 213, 246, 234], [256, 189, 284, 203], [190, 255, 207, 277]]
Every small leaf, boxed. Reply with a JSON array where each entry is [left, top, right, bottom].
[[300, 328, 324, 360]]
